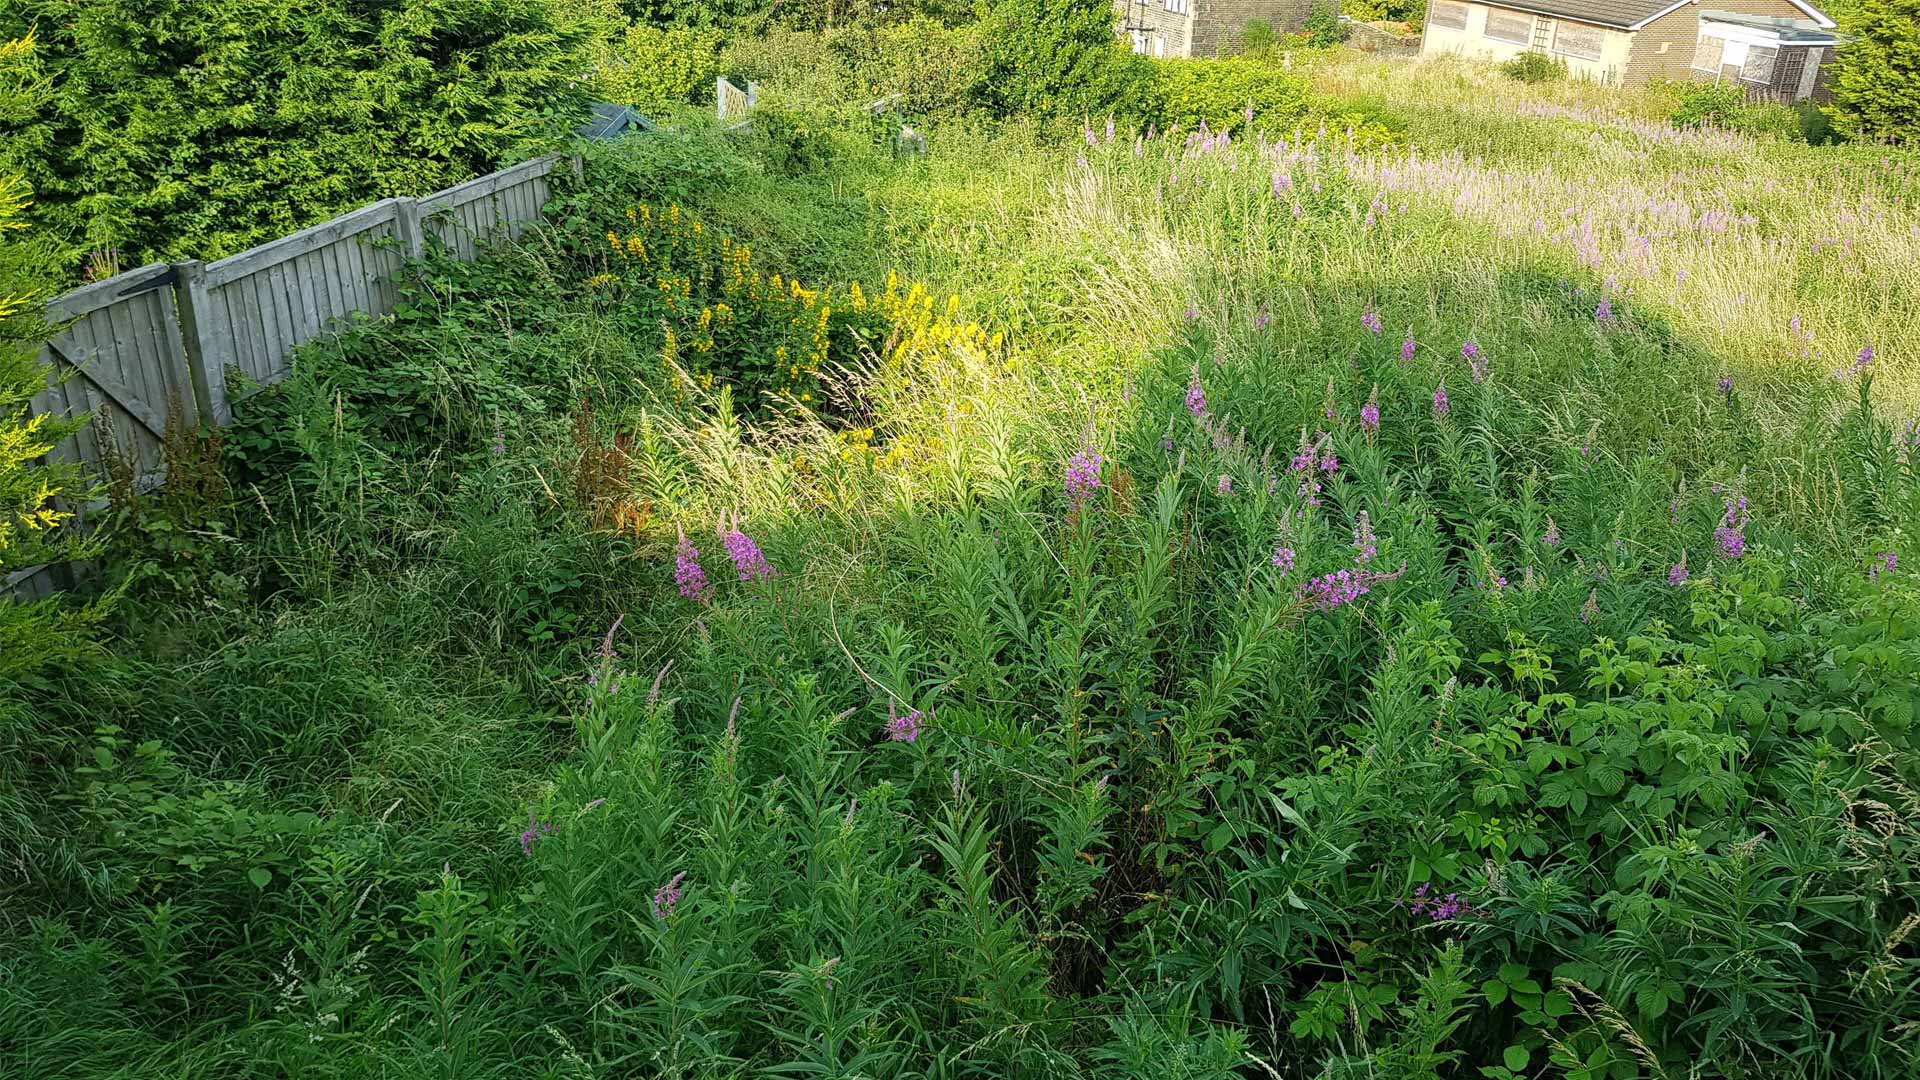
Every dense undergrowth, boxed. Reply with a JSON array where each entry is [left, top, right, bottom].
[[4, 52, 1920, 1080]]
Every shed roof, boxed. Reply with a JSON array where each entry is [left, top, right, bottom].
[[1699, 9, 1841, 43], [1470, 0, 1833, 32]]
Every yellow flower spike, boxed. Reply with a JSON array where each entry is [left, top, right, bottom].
[[626, 208, 637, 223]]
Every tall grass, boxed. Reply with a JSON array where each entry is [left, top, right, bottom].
[[4, 48, 1917, 1080]]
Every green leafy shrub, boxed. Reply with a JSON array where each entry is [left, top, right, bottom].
[[1, 32, 92, 682], [972, 0, 1148, 120], [1826, 0, 1920, 143], [1147, 57, 1314, 135], [1499, 50, 1567, 83], [1667, 79, 1816, 141], [593, 21, 725, 115], [1667, 79, 1747, 128], [1303, 0, 1352, 47], [0, 0, 600, 281]]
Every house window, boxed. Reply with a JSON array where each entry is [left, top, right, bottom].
[[1692, 33, 1724, 72], [1742, 45, 1777, 84], [1429, 1, 1469, 30], [1154, 34, 1166, 58], [1130, 30, 1148, 54], [1485, 10, 1534, 44], [1162, 0, 1188, 12], [1553, 21, 1605, 61], [1657, 42, 1670, 54]]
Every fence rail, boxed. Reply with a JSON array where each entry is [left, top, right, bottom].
[[10, 153, 580, 598]]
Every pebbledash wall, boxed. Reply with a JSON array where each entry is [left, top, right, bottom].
[[1423, 1, 1634, 84], [9, 154, 579, 599]]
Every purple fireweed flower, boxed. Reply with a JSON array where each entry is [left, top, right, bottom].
[[1352, 511, 1377, 564], [1323, 379, 1338, 423], [1581, 588, 1599, 624], [1297, 564, 1403, 612], [652, 872, 687, 921], [1718, 375, 1733, 397], [1217, 473, 1233, 495], [1361, 309, 1383, 335], [1064, 444, 1102, 514], [1272, 171, 1293, 198], [886, 705, 924, 743], [1432, 382, 1450, 420], [1289, 432, 1338, 505], [1396, 883, 1480, 923], [1271, 544, 1296, 573], [1868, 551, 1897, 582], [1185, 373, 1208, 418], [1360, 386, 1380, 440], [520, 814, 555, 857], [1184, 306, 1198, 321], [1255, 307, 1271, 330], [1105, 116, 1115, 142], [1244, 102, 1255, 126], [1714, 495, 1749, 559], [490, 417, 507, 458], [1400, 330, 1416, 364], [1857, 344, 1875, 371], [1595, 296, 1613, 325], [722, 525, 776, 582], [1462, 340, 1488, 384], [1668, 554, 1690, 586], [1085, 126, 1097, 147], [1543, 518, 1561, 548], [675, 529, 712, 604]]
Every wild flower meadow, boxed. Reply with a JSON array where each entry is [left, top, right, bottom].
[[4, 46, 1917, 1080]]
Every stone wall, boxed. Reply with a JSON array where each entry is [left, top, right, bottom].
[[1191, 0, 1313, 56]]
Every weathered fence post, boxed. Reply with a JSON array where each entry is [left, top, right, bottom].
[[395, 198, 425, 259], [173, 259, 231, 426]]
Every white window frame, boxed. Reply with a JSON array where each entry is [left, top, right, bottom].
[[1552, 20, 1605, 62], [1428, 1, 1469, 31], [1484, 9, 1535, 44], [1154, 34, 1167, 58], [1162, 0, 1189, 12]]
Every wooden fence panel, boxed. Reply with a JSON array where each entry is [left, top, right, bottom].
[[31, 262, 197, 485], [201, 197, 410, 389], [419, 156, 559, 262], [13, 154, 573, 598]]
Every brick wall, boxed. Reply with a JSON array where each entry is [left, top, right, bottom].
[[1190, 0, 1313, 56], [1621, 0, 1808, 87]]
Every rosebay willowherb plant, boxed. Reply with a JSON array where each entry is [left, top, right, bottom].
[[6, 40, 1919, 1080]]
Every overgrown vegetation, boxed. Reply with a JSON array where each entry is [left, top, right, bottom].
[[0, 0, 611, 280], [4, 30, 1920, 1080]]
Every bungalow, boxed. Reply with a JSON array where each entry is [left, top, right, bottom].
[[1115, 0, 1311, 58], [1420, 0, 1841, 99]]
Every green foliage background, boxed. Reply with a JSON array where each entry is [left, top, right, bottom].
[[1827, 0, 1920, 144], [0, 0, 606, 279]]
